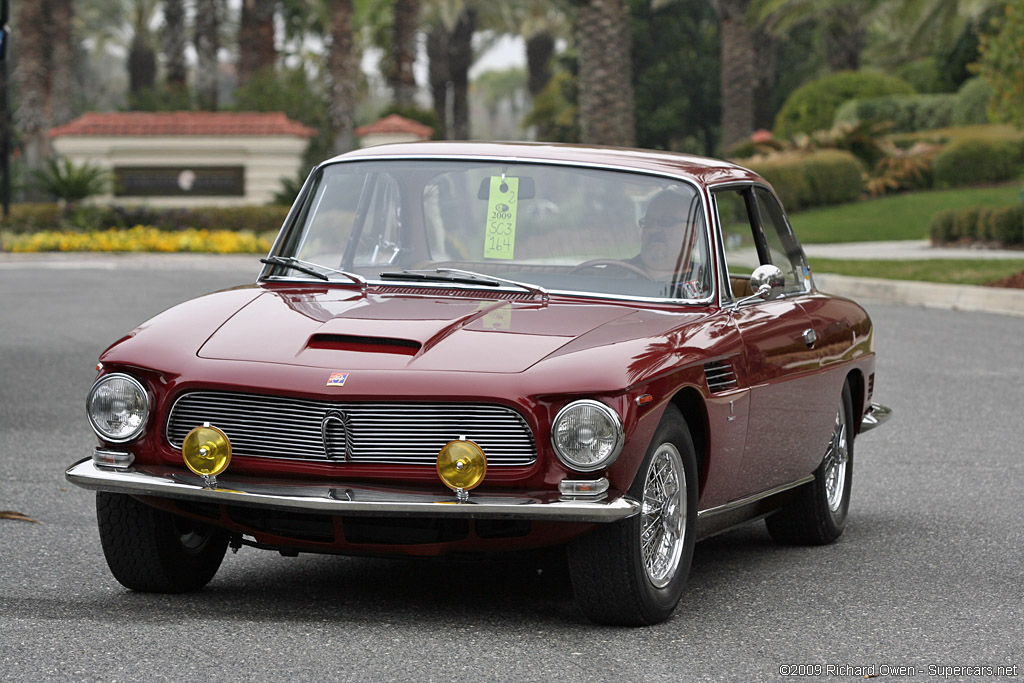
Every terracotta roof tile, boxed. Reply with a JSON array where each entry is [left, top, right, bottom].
[[49, 112, 316, 138], [356, 114, 434, 139]]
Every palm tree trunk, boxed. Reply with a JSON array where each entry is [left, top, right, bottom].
[[238, 0, 277, 89], [50, 0, 76, 126], [823, 6, 864, 71], [13, 0, 53, 171], [449, 8, 476, 140], [576, 0, 636, 147], [427, 23, 450, 139], [195, 0, 221, 110], [714, 0, 756, 150], [329, 0, 359, 155], [389, 0, 420, 107], [163, 0, 188, 92]]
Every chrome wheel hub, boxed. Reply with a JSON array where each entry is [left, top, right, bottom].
[[640, 443, 686, 588], [823, 404, 849, 513]]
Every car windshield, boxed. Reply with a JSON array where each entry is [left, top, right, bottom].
[[271, 159, 712, 302]]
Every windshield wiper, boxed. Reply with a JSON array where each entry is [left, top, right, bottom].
[[261, 256, 367, 291], [379, 268, 548, 302]]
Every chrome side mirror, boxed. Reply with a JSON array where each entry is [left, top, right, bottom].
[[736, 264, 785, 306]]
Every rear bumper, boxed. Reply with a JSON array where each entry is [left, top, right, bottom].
[[861, 402, 893, 432], [65, 459, 640, 523]]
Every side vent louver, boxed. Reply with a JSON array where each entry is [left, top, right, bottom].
[[704, 361, 738, 393]]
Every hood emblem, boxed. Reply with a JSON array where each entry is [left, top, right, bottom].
[[326, 372, 349, 387], [321, 410, 351, 461]]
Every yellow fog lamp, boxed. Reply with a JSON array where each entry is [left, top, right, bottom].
[[182, 423, 232, 488], [437, 437, 487, 502]]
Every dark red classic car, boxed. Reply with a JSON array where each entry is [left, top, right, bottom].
[[68, 141, 890, 625]]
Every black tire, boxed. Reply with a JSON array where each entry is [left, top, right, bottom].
[[766, 381, 854, 545], [96, 492, 229, 592], [568, 405, 698, 626]]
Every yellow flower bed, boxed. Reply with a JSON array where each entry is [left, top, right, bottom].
[[7, 226, 273, 254]]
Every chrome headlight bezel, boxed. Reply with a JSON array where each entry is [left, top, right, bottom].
[[551, 399, 625, 472], [86, 373, 150, 443]]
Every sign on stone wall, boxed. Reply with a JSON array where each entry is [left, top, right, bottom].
[[114, 166, 245, 197]]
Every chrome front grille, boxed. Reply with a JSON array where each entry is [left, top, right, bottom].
[[166, 391, 537, 466]]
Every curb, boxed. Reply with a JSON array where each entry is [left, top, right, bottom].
[[815, 273, 1024, 318]]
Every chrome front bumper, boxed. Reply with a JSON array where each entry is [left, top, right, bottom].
[[65, 459, 640, 523], [861, 402, 893, 432]]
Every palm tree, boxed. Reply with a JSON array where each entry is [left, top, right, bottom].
[[328, 0, 359, 154], [752, 0, 888, 72], [13, 0, 52, 171], [195, 0, 222, 110], [50, 0, 76, 126], [423, 1, 478, 140], [238, 0, 278, 89], [713, 0, 761, 149], [575, 0, 635, 147], [163, 0, 188, 94], [389, 0, 420, 107]]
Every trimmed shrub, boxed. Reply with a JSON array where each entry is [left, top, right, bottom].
[[746, 149, 864, 211], [990, 205, 1024, 245], [0, 203, 290, 234], [932, 138, 1020, 187], [929, 210, 958, 243], [952, 77, 994, 126], [774, 70, 915, 139], [952, 207, 982, 240], [896, 57, 952, 94], [929, 204, 1024, 245], [0, 203, 63, 233], [834, 94, 956, 133]]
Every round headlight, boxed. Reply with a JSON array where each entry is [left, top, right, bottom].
[[86, 373, 150, 443], [551, 400, 624, 472]]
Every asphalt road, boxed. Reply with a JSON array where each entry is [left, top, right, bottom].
[[1, 255, 1021, 682]]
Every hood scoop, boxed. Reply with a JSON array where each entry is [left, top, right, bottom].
[[307, 333, 422, 356]]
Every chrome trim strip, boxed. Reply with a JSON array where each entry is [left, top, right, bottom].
[[697, 475, 815, 520], [65, 459, 640, 523], [860, 402, 892, 432]]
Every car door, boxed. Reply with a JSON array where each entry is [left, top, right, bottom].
[[713, 185, 831, 497]]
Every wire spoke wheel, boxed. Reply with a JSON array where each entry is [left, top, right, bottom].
[[641, 444, 686, 588], [822, 405, 849, 513]]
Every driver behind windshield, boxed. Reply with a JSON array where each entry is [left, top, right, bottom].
[[628, 188, 710, 298]]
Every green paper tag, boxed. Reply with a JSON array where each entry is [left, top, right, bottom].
[[484, 176, 518, 260]]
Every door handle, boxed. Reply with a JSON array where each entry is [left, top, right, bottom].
[[802, 328, 817, 347]]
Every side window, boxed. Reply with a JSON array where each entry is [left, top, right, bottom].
[[714, 188, 759, 300], [753, 187, 808, 294]]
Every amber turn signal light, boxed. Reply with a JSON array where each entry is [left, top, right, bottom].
[[182, 424, 232, 478], [437, 438, 486, 499]]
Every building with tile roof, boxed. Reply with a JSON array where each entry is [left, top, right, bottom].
[[50, 112, 316, 206]]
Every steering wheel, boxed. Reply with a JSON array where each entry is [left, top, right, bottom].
[[569, 259, 652, 280]]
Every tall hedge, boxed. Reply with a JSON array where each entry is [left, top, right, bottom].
[[746, 149, 864, 211], [774, 70, 915, 139]]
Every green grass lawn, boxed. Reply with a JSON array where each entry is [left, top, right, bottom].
[[790, 185, 1024, 244], [809, 258, 1024, 286]]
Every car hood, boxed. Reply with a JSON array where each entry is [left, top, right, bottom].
[[197, 288, 646, 374]]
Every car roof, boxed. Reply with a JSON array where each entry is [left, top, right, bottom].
[[328, 141, 764, 187]]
